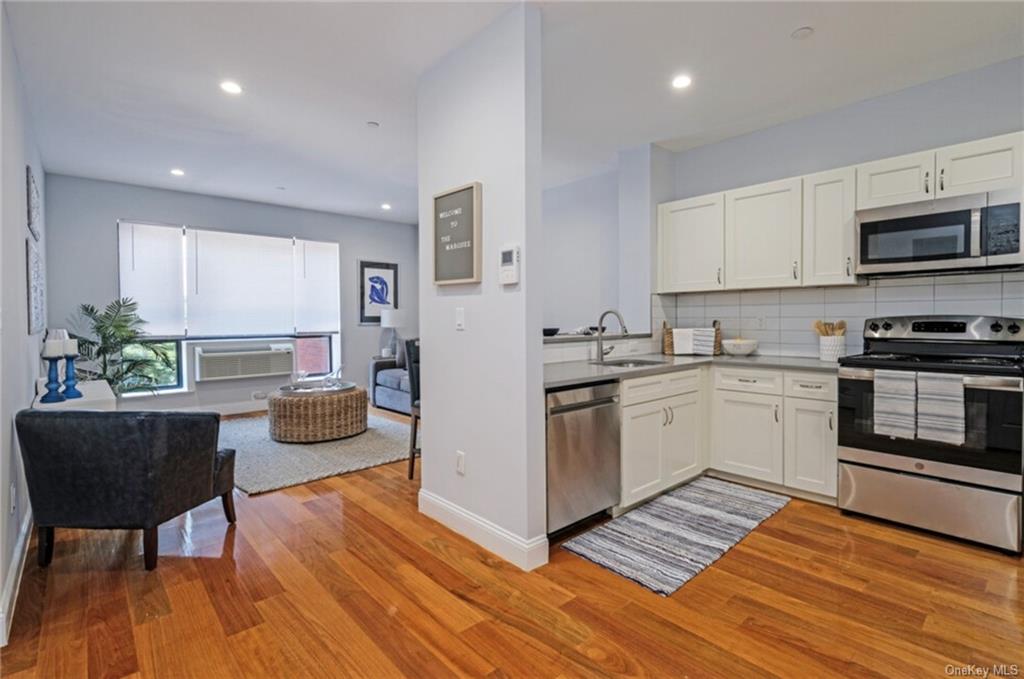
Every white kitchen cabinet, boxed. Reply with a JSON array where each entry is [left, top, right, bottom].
[[620, 371, 705, 507], [725, 178, 803, 290], [662, 391, 703, 485], [620, 400, 667, 507], [657, 194, 725, 292], [802, 167, 856, 286], [711, 389, 784, 484], [783, 397, 837, 496], [936, 132, 1023, 199], [856, 151, 935, 210]]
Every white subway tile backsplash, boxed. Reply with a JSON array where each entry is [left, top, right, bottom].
[[739, 290, 781, 306], [935, 299, 1002, 315], [659, 271, 1019, 358], [825, 286, 875, 304], [934, 281, 1002, 301]]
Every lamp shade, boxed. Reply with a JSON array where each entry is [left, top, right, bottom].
[[380, 308, 400, 328]]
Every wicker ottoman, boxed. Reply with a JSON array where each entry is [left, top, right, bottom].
[[268, 386, 368, 443]]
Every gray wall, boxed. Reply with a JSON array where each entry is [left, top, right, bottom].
[[674, 57, 1024, 199], [44, 175, 419, 402], [1, 5, 45, 637], [541, 170, 618, 330]]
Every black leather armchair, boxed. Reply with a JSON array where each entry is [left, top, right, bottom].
[[14, 410, 236, 570]]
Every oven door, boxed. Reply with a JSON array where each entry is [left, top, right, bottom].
[[856, 207, 984, 274], [838, 368, 1023, 492]]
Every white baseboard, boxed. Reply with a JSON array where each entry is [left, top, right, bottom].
[[418, 489, 548, 571], [0, 509, 33, 647]]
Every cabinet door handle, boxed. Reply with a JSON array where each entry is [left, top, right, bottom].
[[828, 410, 834, 431], [846, 257, 852, 276], [939, 168, 945, 192], [717, 267, 722, 285], [774, 404, 780, 423], [669, 406, 675, 425], [924, 170, 930, 194], [738, 377, 757, 384], [662, 408, 668, 427], [798, 383, 823, 390], [792, 261, 798, 280]]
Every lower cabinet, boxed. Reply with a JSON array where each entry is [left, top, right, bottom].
[[620, 375, 704, 507], [711, 390, 784, 484], [783, 397, 838, 496]]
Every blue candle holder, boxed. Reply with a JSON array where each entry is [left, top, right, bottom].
[[40, 357, 66, 404], [62, 354, 82, 399]]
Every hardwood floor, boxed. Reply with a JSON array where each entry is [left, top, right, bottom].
[[3, 412, 1022, 677]]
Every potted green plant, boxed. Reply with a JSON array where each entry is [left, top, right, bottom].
[[71, 298, 175, 395]]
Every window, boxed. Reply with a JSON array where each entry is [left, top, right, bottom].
[[116, 223, 341, 338], [294, 336, 332, 376], [121, 340, 182, 392]]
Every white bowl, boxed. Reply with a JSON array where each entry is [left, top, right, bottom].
[[722, 339, 758, 356]]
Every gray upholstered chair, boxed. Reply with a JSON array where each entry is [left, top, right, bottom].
[[369, 341, 412, 415], [405, 338, 421, 479], [14, 410, 236, 570]]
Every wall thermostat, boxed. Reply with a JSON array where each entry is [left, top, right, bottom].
[[499, 244, 521, 285]]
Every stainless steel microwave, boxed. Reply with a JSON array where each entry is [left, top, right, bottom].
[[856, 191, 1023, 275]]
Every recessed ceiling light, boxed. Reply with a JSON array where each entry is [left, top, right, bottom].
[[671, 74, 693, 89], [170, 168, 185, 177], [380, 203, 392, 211], [367, 121, 381, 129], [219, 80, 243, 95], [791, 26, 814, 40]]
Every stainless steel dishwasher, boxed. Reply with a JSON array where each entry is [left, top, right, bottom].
[[546, 382, 620, 533]]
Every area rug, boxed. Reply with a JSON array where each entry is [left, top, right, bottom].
[[562, 476, 789, 596], [218, 414, 410, 494]]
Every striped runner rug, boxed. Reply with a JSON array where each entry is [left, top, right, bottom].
[[562, 476, 789, 596]]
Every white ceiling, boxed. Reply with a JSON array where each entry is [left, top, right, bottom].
[[5, 1, 511, 224], [8, 2, 1024, 222], [542, 1, 1024, 187]]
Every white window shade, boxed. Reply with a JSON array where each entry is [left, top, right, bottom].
[[187, 229, 295, 336], [294, 240, 341, 333], [117, 222, 186, 336]]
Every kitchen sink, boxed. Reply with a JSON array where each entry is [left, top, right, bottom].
[[592, 358, 666, 368]]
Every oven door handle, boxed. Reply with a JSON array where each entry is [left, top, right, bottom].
[[963, 375, 1023, 392], [839, 368, 1022, 391]]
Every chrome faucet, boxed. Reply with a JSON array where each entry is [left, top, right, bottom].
[[596, 309, 629, 364]]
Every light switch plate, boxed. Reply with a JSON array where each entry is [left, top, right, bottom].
[[455, 307, 466, 331]]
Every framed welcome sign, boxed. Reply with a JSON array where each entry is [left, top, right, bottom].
[[434, 182, 481, 285], [359, 261, 398, 325]]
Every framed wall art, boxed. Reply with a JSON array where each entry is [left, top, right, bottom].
[[359, 261, 398, 325], [433, 182, 481, 285], [26, 165, 41, 242]]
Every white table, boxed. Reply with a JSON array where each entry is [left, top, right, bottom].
[[33, 380, 117, 411]]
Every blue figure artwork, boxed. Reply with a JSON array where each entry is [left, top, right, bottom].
[[368, 275, 390, 305]]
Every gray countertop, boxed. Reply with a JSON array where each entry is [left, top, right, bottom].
[[544, 353, 839, 390]]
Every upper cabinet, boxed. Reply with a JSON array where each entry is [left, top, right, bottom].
[[856, 132, 1023, 209], [657, 193, 725, 293], [725, 177, 803, 290], [936, 132, 1023, 199], [803, 167, 856, 287], [856, 151, 935, 210]]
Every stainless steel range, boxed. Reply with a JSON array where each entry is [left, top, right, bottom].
[[838, 315, 1023, 552]]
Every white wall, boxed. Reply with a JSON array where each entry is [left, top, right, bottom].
[[673, 57, 1024, 200], [1, 5, 45, 643], [43, 174, 419, 407], [541, 170, 618, 330], [417, 5, 547, 569]]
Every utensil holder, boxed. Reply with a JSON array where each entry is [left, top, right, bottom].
[[819, 335, 846, 362]]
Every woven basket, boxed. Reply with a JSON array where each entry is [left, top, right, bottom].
[[662, 321, 674, 355], [713, 320, 722, 356], [268, 387, 368, 443]]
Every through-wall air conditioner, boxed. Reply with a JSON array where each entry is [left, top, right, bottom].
[[194, 345, 294, 382]]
